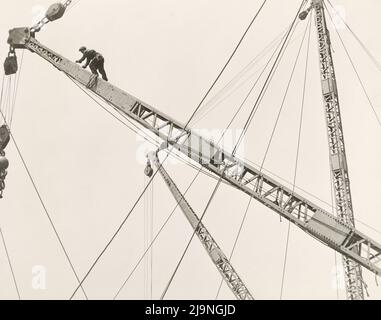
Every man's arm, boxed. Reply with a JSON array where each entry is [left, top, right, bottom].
[[76, 53, 86, 64]]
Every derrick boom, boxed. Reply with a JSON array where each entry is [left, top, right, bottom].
[[146, 151, 254, 300], [311, 0, 364, 300]]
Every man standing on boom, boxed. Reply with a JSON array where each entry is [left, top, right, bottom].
[[76, 46, 108, 81]]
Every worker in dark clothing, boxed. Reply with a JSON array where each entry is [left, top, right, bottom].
[[76, 46, 108, 81]]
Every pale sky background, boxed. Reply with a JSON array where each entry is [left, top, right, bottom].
[[0, 0, 380, 300]]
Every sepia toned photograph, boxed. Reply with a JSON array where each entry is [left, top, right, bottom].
[[0, 0, 380, 305]]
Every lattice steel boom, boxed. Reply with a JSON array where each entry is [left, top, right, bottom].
[[145, 150, 253, 300]]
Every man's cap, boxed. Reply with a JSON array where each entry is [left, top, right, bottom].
[[79, 46, 87, 52]]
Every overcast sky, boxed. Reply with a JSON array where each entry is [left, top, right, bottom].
[[0, 0, 380, 300]]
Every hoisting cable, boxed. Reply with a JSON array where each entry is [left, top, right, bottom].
[[190, 26, 288, 126], [207, 21, 299, 151], [215, 12, 312, 300], [68, 136, 173, 299], [143, 174, 154, 299], [323, 2, 381, 130], [160, 0, 308, 300], [3, 78, 10, 121], [1, 71, 19, 129], [143, 175, 148, 298], [198, 7, 304, 178], [186, 0, 269, 125], [10, 51, 24, 128], [113, 170, 202, 299], [1, 76, 12, 123], [0, 227, 21, 299], [1, 76, 7, 120], [0, 106, 88, 300], [191, 37, 306, 126], [218, 18, 302, 158], [7, 78, 13, 122], [191, 23, 309, 127], [150, 179, 154, 299], [280, 16, 312, 300], [1, 72, 20, 127], [11, 76, 17, 123], [1, 76, 6, 119], [232, 0, 307, 155], [0, 75, 5, 122], [69, 1, 270, 299], [326, 0, 381, 74]]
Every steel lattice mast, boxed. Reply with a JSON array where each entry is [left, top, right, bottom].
[[307, 0, 364, 299]]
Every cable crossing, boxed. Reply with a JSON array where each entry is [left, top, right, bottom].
[[2, 0, 381, 301]]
